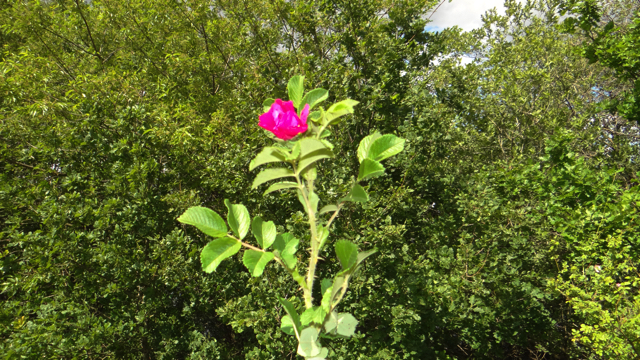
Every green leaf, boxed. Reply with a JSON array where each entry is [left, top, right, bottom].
[[321, 278, 333, 295], [309, 111, 322, 123], [252, 168, 295, 189], [177, 206, 228, 238], [336, 313, 358, 337], [357, 132, 381, 163], [317, 226, 329, 250], [297, 149, 334, 175], [321, 283, 333, 314], [357, 159, 385, 181], [263, 181, 300, 195], [281, 315, 295, 336], [249, 147, 287, 171], [319, 205, 337, 214], [330, 276, 346, 305], [288, 141, 301, 160], [277, 296, 302, 338], [251, 217, 277, 249], [356, 248, 377, 268], [299, 138, 328, 157], [325, 99, 359, 123], [307, 347, 329, 360], [309, 191, 319, 214], [273, 233, 299, 269], [200, 237, 241, 273], [242, 250, 275, 277], [335, 240, 358, 270], [224, 199, 250, 239], [288, 75, 305, 109], [297, 327, 322, 357], [301, 306, 326, 327], [368, 134, 405, 162], [324, 311, 338, 334], [340, 184, 369, 203], [262, 98, 275, 112], [301, 88, 329, 110]]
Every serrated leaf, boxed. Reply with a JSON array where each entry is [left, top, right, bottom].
[[177, 206, 228, 238], [297, 149, 334, 175], [288, 75, 304, 109], [200, 237, 241, 273], [288, 141, 301, 160], [357, 159, 385, 181], [262, 98, 275, 112], [273, 233, 299, 269], [252, 168, 295, 189], [319, 205, 338, 214], [368, 134, 405, 162], [249, 147, 287, 171], [263, 181, 300, 195], [301, 88, 328, 110], [335, 240, 358, 270], [224, 200, 250, 239], [336, 313, 358, 337], [339, 184, 369, 203], [297, 327, 322, 357], [277, 296, 302, 339], [301, 306, 325, 327], [251, 217, 277, 249], [242, 250, 274, 277], [357, 132, 381, 163]]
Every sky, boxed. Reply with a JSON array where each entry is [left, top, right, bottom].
[[426, 0, 507, 32]]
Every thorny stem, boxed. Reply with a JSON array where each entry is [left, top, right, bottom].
[[304, 177, 320, 309]]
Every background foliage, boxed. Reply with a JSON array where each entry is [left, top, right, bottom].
[[1, 0, 638, 358]]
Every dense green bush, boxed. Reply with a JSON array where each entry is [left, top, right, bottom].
[[1, 0, 638, 358]]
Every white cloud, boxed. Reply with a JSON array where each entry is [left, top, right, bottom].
[[427, 0, 507, 31]]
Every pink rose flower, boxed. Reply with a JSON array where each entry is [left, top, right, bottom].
[[258, 99, 309, 140]]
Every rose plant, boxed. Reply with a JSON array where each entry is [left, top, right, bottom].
[[177, 76, 405, 359]]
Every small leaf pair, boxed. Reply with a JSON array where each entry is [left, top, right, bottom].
[[356, 132, 405, 181]]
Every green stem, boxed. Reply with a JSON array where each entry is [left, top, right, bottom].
[[305, 177, 319, 309]]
